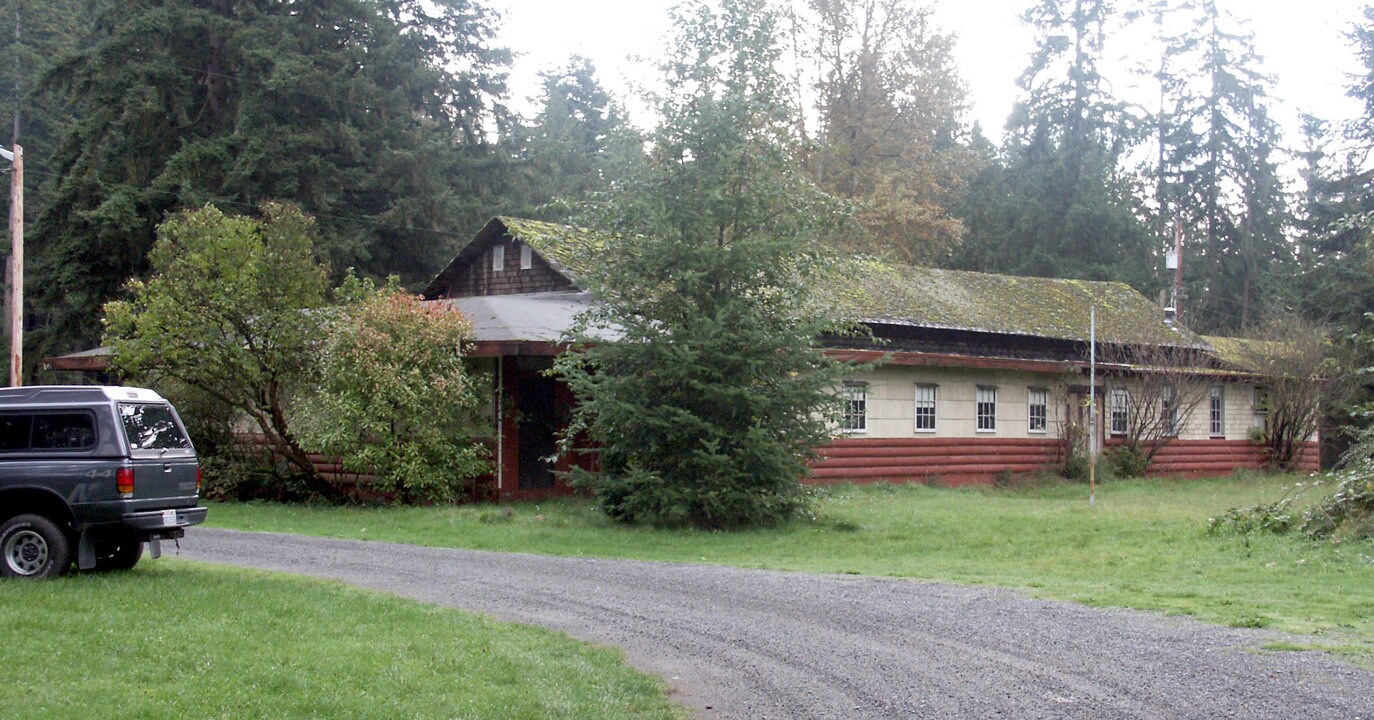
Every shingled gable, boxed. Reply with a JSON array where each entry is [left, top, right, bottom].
[[421, 217, 608, 299]]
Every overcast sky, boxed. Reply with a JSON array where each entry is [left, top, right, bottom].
[[492, 0, 1369, 144]]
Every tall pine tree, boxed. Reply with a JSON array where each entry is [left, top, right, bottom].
[[1154, 0, 1291, 332], [32, 0, 512, 352], [954, 0, 1155, 289], [556, 0, 849, 529], [517, 56, 644, 221]]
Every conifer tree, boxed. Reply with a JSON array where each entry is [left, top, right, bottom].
[[1153, 0, 1292, 332], [33, 0, 512, 352], [953, 0, 1155, 290], [556, 0, 849, 530], [518, 56, 644, 220]]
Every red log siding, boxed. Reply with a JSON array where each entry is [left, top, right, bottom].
[[1125, 439, 1320, 477], [810, 437, 1062, 486], [809, 437, 1321, 486]]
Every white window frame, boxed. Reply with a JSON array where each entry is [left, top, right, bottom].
[[491, 244, 505, 272], [1209, 386, 1225, 437], [1028, 388, 1048, 434], [842, 383, 867, 433], [519, 243, 533, 270], [1110, 389, 1129, 436], [914, 384, 937, 433], [1161, 385, 1178, 437], [976, 386, 997, 433]]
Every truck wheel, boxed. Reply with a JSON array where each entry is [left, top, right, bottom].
[[0, 514, 72, 579], [94, 534, 143, 572]]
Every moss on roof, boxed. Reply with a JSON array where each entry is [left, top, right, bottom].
[[811, 259, 1202, 347], [461, 217, 1197, 347], [1202, 335, 1290, 372], [497, 216, 612, 281]]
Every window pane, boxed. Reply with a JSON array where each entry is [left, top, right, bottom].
[[914, 384, 936, 431], [1110, 389, 1129, 435], [31, 413, 97, 450], [842, 385, 867, 432], [1161, 386, 1177, 437], [120, 404, 192, 451], [1028, 389, 1047, 433], [1210, 386, 1224, 436], [976, 386, 997, 431], [0, 414, 31, 451]]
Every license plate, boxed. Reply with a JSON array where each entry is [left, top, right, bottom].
[[162, 510, 179, 526]]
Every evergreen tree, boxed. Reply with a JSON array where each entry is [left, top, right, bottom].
[[1291, 7, 1374, 387], [518, 56, 644, 221], [0, 0, 90, 225], [953, 0, 1156, 289], [33, 0, 512, 352], [1154, 0, 1292, 332], [801, 0, 975, 263], [556, 0, 849, 529]]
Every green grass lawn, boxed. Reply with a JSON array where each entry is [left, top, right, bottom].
[[206, 473, 1374, 666], [0, 562, 687, 720]]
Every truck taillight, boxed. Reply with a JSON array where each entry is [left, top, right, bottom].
[[196, 466, 202, 494], [117, 467, 135, 497]]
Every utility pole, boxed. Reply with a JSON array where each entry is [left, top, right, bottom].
[[1171, 219, 1183, 322], [2, 143, 20, 387], [1088, 305, 1096, 507], [6, 7, 20, 386]]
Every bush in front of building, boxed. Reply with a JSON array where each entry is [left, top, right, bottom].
[[294, 277, 490, 505]]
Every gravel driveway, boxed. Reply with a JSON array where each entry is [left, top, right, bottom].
[[181, 528, 1372, 719]]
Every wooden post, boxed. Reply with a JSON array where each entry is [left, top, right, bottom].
[[8, 143, 19, 387]]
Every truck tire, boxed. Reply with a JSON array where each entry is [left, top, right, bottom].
[[94, 534, 143, 572], [0, 514, 72, 579]]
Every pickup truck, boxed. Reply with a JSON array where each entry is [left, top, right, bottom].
[[0, 386, 207, 578]]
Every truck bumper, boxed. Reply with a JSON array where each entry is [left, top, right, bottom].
[[121, 506, 208, 535]]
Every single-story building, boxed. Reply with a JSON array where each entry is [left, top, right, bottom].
[[424, 217, 1318, 499]]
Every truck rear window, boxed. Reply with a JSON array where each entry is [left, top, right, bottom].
[[119, 403, 192, 451]]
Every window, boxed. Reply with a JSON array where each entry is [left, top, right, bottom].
[[842, 383, 867, 433], [1252, 386, 1270, 433], [976, 386, 997, 432], [1110, 389, 1129, 436], [0, 412, 96, 452], [1209, 386, 1225, 437], [1028, 388, 1048, 433], [491, 244, 505, 272], [914, 384, 937, 432], [119, 403, 192, 452], [1160, 386, 1178, 437], [519, 243, 533, 270]]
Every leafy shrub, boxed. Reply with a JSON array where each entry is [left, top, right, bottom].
[[297, 278, 490, 504], [1299, 465, 1374, 540], [1105, 445, 1149, 478], [1207, 468, 1374, 542], [1207, 493, 1303, 536], [1062, 451, 1090, 482]]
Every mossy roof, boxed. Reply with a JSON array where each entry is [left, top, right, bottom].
[[496, 216, 612, 281], [1202, 335, 1292, 373], [812, 258, 1203, 347], [435, 217, 1201, 348]]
